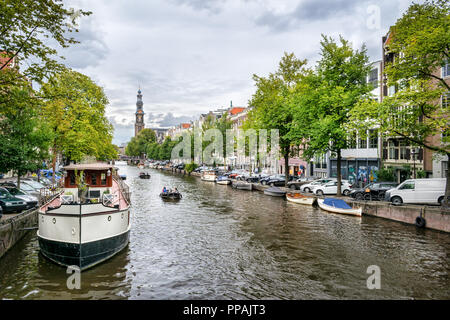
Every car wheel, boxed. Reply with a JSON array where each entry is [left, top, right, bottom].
[[304, 187, 310, 193], [438, 196, 448, 205], [343, 189, 350, 196], [270, 182, 274, 187], [290, 185, 297, 190], [262, 181, 267, 185], [316, 190, 324, 196], [391, 196, 403, 205], [355, 193, 364, 200], [377, 192, 385, 201]]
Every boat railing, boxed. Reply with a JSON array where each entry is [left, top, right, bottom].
[[39, 186, 64, 206], [112, 175, 131, 205]]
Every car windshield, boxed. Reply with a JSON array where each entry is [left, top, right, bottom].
[[18, 183, 35, 191], [5, 187, 25, 196], [23, 180, 45, 189], [0, 188, 10, 197]]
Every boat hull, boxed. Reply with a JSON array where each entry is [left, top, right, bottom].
[[264, 191, 286, 197], [38, 229, 130, 270], [232, 182, 252, 190], [317, 199, 362, 216], [216, 180, 231, 185], [286, 194, 316, 205]]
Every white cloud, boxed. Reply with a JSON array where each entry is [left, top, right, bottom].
[[61, 0, 416, 145]]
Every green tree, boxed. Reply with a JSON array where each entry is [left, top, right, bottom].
[[0, 79, 52, 188], [126, 128, 157, 158], [350, 0, 450, 205], [294, 35, 372, 195], [40, 69, 117, 180], [0, 0, 91, 84], [247, 52, 308, 186]]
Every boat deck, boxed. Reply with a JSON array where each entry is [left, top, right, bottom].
[[40, 178, 129, 213]]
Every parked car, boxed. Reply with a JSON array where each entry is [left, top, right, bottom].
[[0, 181, 40, 198], [228, 170, 246, 179], [0, 187, 28, 213], [385, 178, 446, 205], [349, 182, 398, 201], [1, 185, 39, 209], [314, 181, 353, 196], [300, 178, 336, 193], [287, 177, 318, 190], [21, 179, 46, 192], [261, 174, 293, 187]]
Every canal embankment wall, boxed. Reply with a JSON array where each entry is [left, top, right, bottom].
[[158, 166, 450, 233], [0, 208, 38, 259]]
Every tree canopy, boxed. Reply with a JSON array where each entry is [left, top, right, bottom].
[[40, 69, 117, 165]]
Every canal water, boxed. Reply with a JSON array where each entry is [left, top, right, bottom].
[[0, 162, 449, 299]]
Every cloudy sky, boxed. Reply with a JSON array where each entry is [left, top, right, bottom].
[[61, 0, 416, 145]]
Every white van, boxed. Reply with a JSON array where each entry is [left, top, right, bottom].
[[384, 178, 446, 205]]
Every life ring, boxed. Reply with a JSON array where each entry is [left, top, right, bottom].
[[415, 216, 426, 228]]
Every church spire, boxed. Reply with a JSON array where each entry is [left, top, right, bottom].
[[135, 88, 145, 137]]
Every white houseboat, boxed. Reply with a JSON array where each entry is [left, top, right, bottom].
[[37, 163, 131, 271]]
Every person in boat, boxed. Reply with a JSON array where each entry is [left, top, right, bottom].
[[162, 186, 167, 193]]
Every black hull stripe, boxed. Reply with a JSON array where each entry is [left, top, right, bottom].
[[38, 231, 130, 271]]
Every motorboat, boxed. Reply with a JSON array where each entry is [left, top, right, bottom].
[[286, 193, 316, 205], [37, 162, 131, 271], [201, 170, 217, 182], [160, 190, 182, 200], [232, 181, 252, 191], [317, 198, 362, 216], [216, 176, 231, 185], [263, 186, 286, 197], [139, 172, 151, 179]]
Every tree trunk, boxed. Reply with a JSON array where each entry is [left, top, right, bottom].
[[16, 171, 20, 190], [444, 153, 450, 208], [284, 147, 290, 187], [337, 149, 342, 196]]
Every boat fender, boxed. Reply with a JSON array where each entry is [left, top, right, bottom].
[[415, 216, 426, 228]]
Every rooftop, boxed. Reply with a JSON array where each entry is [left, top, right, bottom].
[[63, 162, 116, 171]]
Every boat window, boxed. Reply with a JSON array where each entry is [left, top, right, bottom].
[[399, 182, 415, 190], [70, 173, 76, 185], [91, 173, 98, 185], [101, 173, 107, 185]]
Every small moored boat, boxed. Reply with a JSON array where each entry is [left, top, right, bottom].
[[232, 181, 252, 191], [216, 176, 231, 185], [286, 193, 316, 205], [139, 172, 151, 179], [264, 186, 286, 197], [317, 198, 362, 216], [201, 171, 217, 182], [160, 191, 182, 200]]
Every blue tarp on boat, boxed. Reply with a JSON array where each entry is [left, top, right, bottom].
[[323, 198, 352, 209]]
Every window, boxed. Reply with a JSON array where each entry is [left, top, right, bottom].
[[442, 60, 450, 78], [399, 182, 415, 190], [442, 92, 450, 108], [348, 132, 357, 149], [101, 173, 107, 185], [369, 130, 378, 149], [358, 132, 367, 149], [368, 68, 378, 88], [70, 173, 76, 185], [91, 173, 98, 185]]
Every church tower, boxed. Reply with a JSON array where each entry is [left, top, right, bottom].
[[135, 89, 145, 136]]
